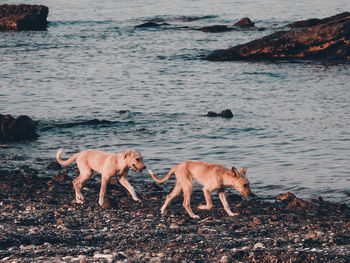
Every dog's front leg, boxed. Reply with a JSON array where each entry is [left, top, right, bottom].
[[198, 187, 213, 210], [99, 177, 108, 206], [218, 191, 238, 216], [119, 176, 141, 202]]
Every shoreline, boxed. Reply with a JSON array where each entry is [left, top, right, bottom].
[[0, 164, 349, 262]]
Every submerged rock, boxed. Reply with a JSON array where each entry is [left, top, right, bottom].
[[135, 21, 168, 28], [207, 109, 233, 118], [206, 12, 350, 61], [0, 4, 49, 31], [197, 25, 231, 33]]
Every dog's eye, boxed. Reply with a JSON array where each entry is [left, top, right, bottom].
[[243, 184, 248, 188]]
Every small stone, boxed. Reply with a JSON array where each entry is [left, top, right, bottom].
[[253, 242, 265, 250], [305, 232, 316, 239], [206, 247, 213, 253], [221, 255, 230, 263], [102, 198, 112, 209], [167, 242, 177, 248]]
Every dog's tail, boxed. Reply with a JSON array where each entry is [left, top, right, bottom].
[[148, 167, 176, 183], [56, 149, 78, 166]]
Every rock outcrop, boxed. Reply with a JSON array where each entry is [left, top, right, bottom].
[[206, 109, 233, 118], [234, 17, 255, 27], [206, 12, 350, 61], [0, 4, 48, 31], [0, 114, 38, 140]]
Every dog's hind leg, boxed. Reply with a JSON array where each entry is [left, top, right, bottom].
[[182, 183, 199, 219], [160, 182, 182, 215], [218, 190, 237, 216], [73, 171, 91, 204], [197, 186, 213, 210], [73, 162, 92, 204]]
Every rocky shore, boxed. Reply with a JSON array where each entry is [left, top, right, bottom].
[[0, 160, 349, 262]]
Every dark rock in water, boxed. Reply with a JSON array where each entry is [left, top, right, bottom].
[[135, 21, 163, 28], [58, 119, 112, 128], [0, 4, 49, 31], [206, 12, 350, 61], [47, 161, 61, 170], [197, 25, 232, 33], [0, 114, 38, 140], [207, 109, 233, 118], [234, 17, 255, 27]]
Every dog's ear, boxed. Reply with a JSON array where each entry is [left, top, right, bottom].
[[231, 167, 239, 177], [240, 168, 247, 175], [123, 150, 131, 159]]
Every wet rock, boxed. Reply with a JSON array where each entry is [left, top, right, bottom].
[[0, 4, 49, 31], [286, 198, 307, 209], [206, 12, 350, 61], [197, 25, 231, 33], [53, 172, 69, 182], [101, 198, 113, 209], [207, 109, 233, 118], [276, 192, 296, 201], [47, 162, 61, 170], [234, 17, 255, 27], [135, 21, 167, 28], [0, 114, 38, 140]]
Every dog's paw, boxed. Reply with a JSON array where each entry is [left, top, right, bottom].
[[228, 212, 239, 216], [148, 170, 154, 175], [76, 195, 84, 204], [191, 214, 200, 219]]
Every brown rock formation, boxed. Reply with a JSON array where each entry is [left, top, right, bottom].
[[206, 12, 350, 61], [0, 4, 49, 31], [234, 17, 255, 27]]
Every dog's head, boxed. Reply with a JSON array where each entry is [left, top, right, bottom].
[[231, 167, 255, 197], [123, 150, 146, 173]]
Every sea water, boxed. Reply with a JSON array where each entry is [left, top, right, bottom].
[[1, 0, 350, 203]]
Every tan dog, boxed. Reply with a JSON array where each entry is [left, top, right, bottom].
[[56, 149, 146, 206], [149, 161, 253, 218]]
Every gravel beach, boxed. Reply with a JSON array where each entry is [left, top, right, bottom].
[[0, 161, 349, 263]]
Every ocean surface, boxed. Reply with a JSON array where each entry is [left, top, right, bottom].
[[1, 0, 350, 204]]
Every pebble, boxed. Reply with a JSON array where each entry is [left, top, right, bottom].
[[253, 242, 265, 250], [221, 255, 230, 263]]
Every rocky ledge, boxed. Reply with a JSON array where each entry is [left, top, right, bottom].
[[0, 162, 349, 262], [206, 12, 350, 61], [0, 4, 48, 31]]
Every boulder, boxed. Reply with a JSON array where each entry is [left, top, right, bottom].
[[206, 12, 350, 61], [0, 4, 49, 31], [0, 114, 38, 140], [234, 17, 255, 27]]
